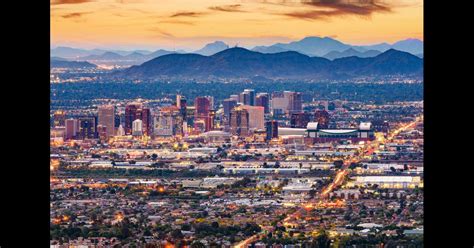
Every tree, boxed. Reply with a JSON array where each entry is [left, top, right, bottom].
[[171, 229, 184, 239], [191, 241, 206, 248], [181, 224, 191, 231], [313, 231, 331, 248], [334, 160, 343, 169], [118, 225, 131, 240], [143, 229, 152, 236], [349, 162, 358, 169], [274, 161, 280, 168]]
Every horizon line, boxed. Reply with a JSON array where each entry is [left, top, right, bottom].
[[51, 36, 423, 53]]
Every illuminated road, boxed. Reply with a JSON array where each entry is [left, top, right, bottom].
[[233, 234, 259, 248], [319, 115, 422, 198], [232, 116, 422, 247]]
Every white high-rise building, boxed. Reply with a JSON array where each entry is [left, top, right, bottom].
[[132, 119, 143, 136], [271, 91, 302, 116]]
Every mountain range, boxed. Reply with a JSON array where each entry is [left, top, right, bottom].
[[252, 36, 423, 57], [76, 50, 184, 66], [113, 47, 422, 81], [323, 48, 382, 60], [51, 36, 423, 67], [51, 59, 97, 69], [51, 47, 186, 66], [51, 46, 155, 58]]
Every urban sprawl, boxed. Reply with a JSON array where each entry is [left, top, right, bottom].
[[50, 88, 423, 247]]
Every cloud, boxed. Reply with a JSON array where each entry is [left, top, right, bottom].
[[61, 12, 92, 18], [305, 0, 391, 15], [51, 0, 94, 5], [115, 0, 143, 3], [169, 11, 207, 18], [159, 20, 195, 26], [208, 4, 247, 13], [148, 27, 175, 38], [256, 0, 394, 20]]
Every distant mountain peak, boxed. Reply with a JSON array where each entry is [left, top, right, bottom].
[[215, 46, 251, 53], [395, 38, 422, 43], [194, 41, 230, 56], [209, 41, 227, 45], [379, 48, 411, 56]]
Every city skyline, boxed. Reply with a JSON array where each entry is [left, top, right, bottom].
[[51, 0, 423, 50], [49, 1, 425, 246]]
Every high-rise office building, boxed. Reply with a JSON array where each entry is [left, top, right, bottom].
[[256, 93, 270, 113], [207, 96, 215, 110], [98, 105, 115, 138], [65, 118, 79, 140], [154, 106, 183, 136], [77, 116, 97, 139], [229, 107, 249, 136], [271, 91, 288, 116], [177, 95, 187, 120], [132, 119, 143, 136], [223, 98, 238, 119], [124, 102, 152, 136], [265, 120, 278, 141], [288, 92, 303, 114], [125, 103, 141, 135], [53, 110, 66, 127], [290, 112, 311, 128], [271, 91, 302, 116], [241, 105, 265, 130], [241, 89, 256, 106], [176, 94, 182, 108], [194, 97, 212, 132], [140, 107, 152, 136]]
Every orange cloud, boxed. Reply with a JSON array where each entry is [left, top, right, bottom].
[[169, 11, 207, 18], [259, 0, 393, 20], [208, 4, 246, 13], [62, 12, 92, 18], [51, 0, 94, 5]]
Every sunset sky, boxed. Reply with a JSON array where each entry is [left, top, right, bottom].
[[51, 0, 423, 51]]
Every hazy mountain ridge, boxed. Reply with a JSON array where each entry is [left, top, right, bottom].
[[193, 41, 230, 56], [323, 48, 382, 60], [252, 37, 423, 57], [114, 47, 422, 80], [51, 59, 97, 69], [51, 37, 423, 58]]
